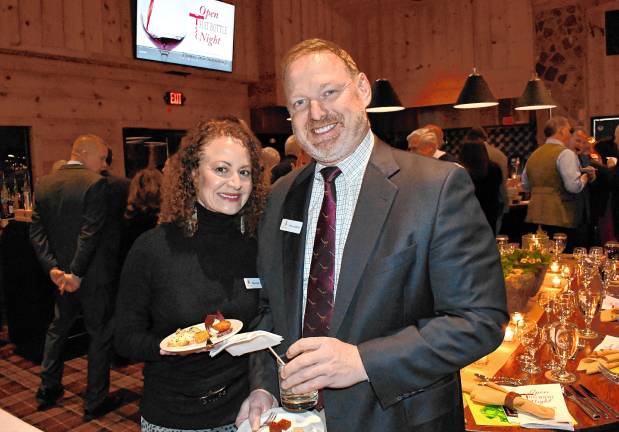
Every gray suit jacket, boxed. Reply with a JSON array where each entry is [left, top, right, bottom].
[[30, 164, 107, 280], [252, 138, 508, 431]]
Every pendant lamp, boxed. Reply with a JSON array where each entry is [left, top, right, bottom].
[[453, 68, 499, 109], [514, 74, 557, 110], [366, 79, 405, 112]]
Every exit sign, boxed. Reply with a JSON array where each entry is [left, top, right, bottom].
[[164, 91, 185, 105]]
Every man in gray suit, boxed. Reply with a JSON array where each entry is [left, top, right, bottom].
[[237, 39, 507, 431], [30, 134, 121, 420]]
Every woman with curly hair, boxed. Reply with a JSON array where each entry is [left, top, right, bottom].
[[115, 116, 268, 432]]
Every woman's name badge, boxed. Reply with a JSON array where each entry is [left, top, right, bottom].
[[280, 218, 303, 234], [244, 278, 262, 289]]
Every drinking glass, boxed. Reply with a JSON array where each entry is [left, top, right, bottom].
[[590, 246, 605, 264], [547, 321, 579, 383], [601, 260, 616, 297], [537, 291, 555, 324], [553, 233, 567, 253], [577, 288, 602, 339], [580, 260, 595, 291], [507, 243, 519, 254], [553, 291, 574, 323], [573, 247, 587, 264], [517, 319, 543, 374], [604, 241, 619, 260], [278, 364, 318, 412], [561, 264, 574, 293]]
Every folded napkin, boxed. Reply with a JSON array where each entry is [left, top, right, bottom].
[[209, 330, 283, 357], [577, 349, 619, 374], [600, 308, 619, 322], [461, 381, 555, 419], [601, 295, 619, 310]]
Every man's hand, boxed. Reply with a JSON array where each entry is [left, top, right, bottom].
[[235, 389, 277, 431], [49, 268, 64, 288], [281, 337, 368, 394], [582, 166, 597, 182], [61, 273, 82, 293]]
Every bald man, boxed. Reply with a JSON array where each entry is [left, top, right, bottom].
[[261, 146, 281, 185], [30, 134, 122, 419], [407, 127, 456, 162]]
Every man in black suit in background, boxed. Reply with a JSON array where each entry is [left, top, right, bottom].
[[30, 134, 121, 420]]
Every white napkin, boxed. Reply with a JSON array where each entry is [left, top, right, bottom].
[[601, 295, 619, 310], [593, 335, 619, 352], [209, 330, 283, 357], [506, 384, 573, 430]]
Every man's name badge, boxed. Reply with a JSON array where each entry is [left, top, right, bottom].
[[280, 218, 303, 234], [244, 278, 262, 289]]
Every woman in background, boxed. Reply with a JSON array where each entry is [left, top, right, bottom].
[[459, 139, 503, 234], [115, 116, 268, 431], [119, 168, 163, 263]]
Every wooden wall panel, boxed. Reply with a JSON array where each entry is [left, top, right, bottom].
[[586, 0, 619, 118], [348, 0, 534, 108], [0, 0, 262, 178]]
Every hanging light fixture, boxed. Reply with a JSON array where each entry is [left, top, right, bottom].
[[366, 78, 405, 112], [453, 68, 499, 109], [453, 0, 498, 110], [514, 74, 557, 111]]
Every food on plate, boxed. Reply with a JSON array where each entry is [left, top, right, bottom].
[[167, 326, 207, 347], [193, 330, 210, 344], [268, 418, 292, 432], [204, 310, 232, 336], [212, 320, 231, 332]]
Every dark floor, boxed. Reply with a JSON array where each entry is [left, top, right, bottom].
[[0, 327, 142, 432]]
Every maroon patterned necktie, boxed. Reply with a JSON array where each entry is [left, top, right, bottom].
[[303, 166, 341, 337]]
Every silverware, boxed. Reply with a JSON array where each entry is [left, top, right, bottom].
[[599, 363, 619, 384], [474, 373, 527, 386], [258, 412, 277, 430], [562, 385, 600, 420], [569, 384, 607, 419], [578, 384, 619, 419]]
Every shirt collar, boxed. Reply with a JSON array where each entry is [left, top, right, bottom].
[[546, 137, 566, 147], [314, 129, 374, 180], [433, 149, 446, 159], [66, 160, 83, 165]]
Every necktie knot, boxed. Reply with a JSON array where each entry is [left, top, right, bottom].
[[320, 166, 341, 183]]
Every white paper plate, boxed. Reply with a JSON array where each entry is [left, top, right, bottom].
[[237, 407, 325, 432], [159, 319, 242, 354]]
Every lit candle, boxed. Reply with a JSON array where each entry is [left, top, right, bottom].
[[552, 275, 562, 288], [504, 326, 514, 342], [511, 312, 524, 324], [550, 261, 560, 273], [561, 265, 571, 278]]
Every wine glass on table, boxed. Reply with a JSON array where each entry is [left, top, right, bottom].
[[553, 291, 574, 324], [600, 260, 617, 298], [517, 319, 543, 374], [547, 321, 579, 383], [577, 288, 602, 339], [561, 264, 574, 293]]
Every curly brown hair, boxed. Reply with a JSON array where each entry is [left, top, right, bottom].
[[159, 116, 267, 237]]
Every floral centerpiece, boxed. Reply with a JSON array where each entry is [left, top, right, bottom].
[[501, 248, 550, 315]]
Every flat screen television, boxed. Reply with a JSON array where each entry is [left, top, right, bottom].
[[135, 0, 235, 72]]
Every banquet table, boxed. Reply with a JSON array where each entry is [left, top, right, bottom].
[[463, 260, 619, 431]]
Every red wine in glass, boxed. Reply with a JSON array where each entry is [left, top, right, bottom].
[[147, 33, 185, 51]]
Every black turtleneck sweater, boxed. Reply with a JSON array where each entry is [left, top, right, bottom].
[[115, 204, 260, 429]]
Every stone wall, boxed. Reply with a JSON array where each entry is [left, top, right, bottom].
[[533, 3, 587, 127]]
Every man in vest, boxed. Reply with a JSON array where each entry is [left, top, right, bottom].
[[521, 116, 596, 250]]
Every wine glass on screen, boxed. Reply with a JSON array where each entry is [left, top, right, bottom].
[[141, 0, 188, 60], [547, 321, 579, 383]]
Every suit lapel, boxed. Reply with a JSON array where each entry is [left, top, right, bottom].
[[329, 139, 400, 336], [281, 163, 316, 341]]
